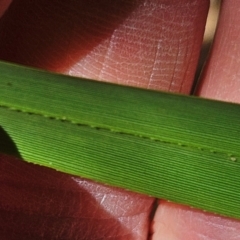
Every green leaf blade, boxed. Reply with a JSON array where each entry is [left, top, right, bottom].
[[1, 61, 240, 219]]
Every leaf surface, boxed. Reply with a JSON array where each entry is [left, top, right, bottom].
[[1, 61, 240, 219]]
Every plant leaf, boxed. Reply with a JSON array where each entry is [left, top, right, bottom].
[[0, 60, 240, 219]]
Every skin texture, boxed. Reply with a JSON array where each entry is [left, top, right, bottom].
[[196, 0, 240, 103], [1, 154, 153, 240], [0, 1, 207, 239], [0, 0, 207, 93], [1, 0, 240, 239]]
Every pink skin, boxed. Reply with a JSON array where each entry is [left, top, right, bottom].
[[0, 0, 239, 239], [197, 0, 240, 103], [0, 0, 11, 18], [1, 154, 153, 239], [152, 201, 240, 240], [0, 0, 207, 94]]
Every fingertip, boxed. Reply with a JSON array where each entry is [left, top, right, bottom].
[[0, 0, 209, 94]]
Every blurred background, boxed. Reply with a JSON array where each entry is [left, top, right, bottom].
[[194, 0, 221, 92], [204, 0, 221, 43]]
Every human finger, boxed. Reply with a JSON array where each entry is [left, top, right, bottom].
[[0, 0, 209, 239], [197, 0, 240, 102]]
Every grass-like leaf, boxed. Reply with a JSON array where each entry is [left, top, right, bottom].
[[0, 61, 240, 219]]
